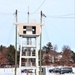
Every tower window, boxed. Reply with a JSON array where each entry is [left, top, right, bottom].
[[32, 26, 36, 34], [23, 26, 26, 29], [23, 31, 26, 34]]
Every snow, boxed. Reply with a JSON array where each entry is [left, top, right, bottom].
[[0, 67, 75, 75]]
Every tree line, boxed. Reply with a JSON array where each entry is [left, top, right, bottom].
[[41, 42, 75, 66], [0, 42, 75, 67]]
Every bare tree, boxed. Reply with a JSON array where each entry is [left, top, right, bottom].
[[61, 45, 72, 65]]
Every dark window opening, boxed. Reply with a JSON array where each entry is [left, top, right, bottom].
[[23, 31, 26, 34], [32, 26, 36, 34], [23, 26, 26, 29]]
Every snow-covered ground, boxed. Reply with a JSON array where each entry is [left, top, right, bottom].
[[44, 66, 75, 75], [0, 67, 75, 75]]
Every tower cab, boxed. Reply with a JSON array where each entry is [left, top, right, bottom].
[[17, 23, 41, 38]]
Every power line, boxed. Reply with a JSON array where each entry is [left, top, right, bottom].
[[18, 11, 75, 18], [6, 24, 14, 45], [57, 13, 75, 17], [47, 16, 75, 19], [47, 15, 75, 19], [46, 13, 75, 18], [0, 12, 13, 15], [18, 11, 27, 14], [0, 11, 74, 19], [0, 10, 74, 16], [32, 0, 46, 14]]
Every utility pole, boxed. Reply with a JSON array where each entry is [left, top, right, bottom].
[[40, 11, 46, 75], [40, 11, 42, 75], [15, 10, 18, 75]]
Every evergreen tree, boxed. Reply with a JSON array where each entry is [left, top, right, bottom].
[[0, 45, 3, 52], [6, 45, 15, 65], [71, 52, 75, 63]]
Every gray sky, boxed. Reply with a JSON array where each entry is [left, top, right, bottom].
[[0, 0, 74, 51]]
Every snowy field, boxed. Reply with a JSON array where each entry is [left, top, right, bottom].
[[0, 67, 75, 75]]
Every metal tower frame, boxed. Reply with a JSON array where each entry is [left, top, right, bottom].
[[19, 37, 39, 75]]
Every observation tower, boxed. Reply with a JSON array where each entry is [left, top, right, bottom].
[[18, 23, 41, 75]]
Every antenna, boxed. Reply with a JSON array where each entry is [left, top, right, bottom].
[[27, 6, 29, 23]]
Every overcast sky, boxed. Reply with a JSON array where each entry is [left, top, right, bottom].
[[0, 0, 74, 52]]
